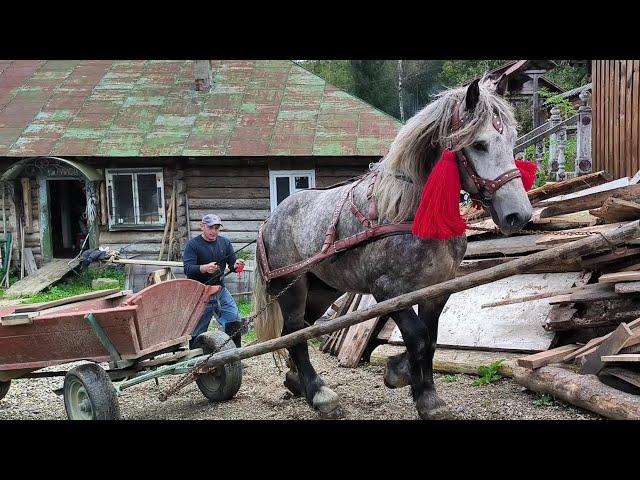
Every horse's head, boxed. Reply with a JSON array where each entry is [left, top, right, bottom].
[[451, 78, 533, 235]]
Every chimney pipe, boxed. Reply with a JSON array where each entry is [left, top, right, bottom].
[[194, 60, 212, 92]]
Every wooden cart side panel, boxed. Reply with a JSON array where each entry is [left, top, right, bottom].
[[125, 279, 219, 350], [0, 307, 140, 371]]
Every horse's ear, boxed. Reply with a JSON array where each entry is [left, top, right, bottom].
[[494, 74, 508, 96], [465, 79, 480, 112]]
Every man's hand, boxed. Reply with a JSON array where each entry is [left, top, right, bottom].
[[234, 259, 245, 273], [199, 262, 219, 274]]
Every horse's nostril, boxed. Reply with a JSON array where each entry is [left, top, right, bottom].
[[505, 213, 522, 228]]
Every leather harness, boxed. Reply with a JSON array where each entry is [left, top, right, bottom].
[[257, 102, 522, 283]]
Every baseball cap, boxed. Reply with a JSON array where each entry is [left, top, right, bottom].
[[201, 214, 222, 226]]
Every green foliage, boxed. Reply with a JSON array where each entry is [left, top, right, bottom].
[[237, 299, 252, 317], [441, 374, 459, 383], [473, 359, 505, 386], [436, 60, 507, 88], [242, 328, 257, 344], [20, 266, 125, 304], [539, 87, 577, 119], [511, 98, 534, 135], [533, 393, 557, 407], [236, 250, 253, 261], [544, 63, 589, 91], [298, 60, 355, 93]]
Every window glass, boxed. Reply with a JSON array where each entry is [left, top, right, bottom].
[[276, 176, 290, 205], [136, 173, 159, 224], [294, 176, 309, 189], [112, 174, 135, 224]]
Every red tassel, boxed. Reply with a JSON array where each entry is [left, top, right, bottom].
[[515, 159, 537, 191], [412, 150, 466, 240]]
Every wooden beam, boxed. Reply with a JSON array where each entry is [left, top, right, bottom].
[[579, 323, 635, 375], [20, 178, 31, 233], [615, 281, 640, 293], [601, 354, 640, 362], [589, 197, 640, 223], [527, 171, 612, 205], [11, 288, 121, 313], [539, 184, 640, 218], [517, 344, 580, 369], [512, 365, 640, 420], [599, 271, 640, 283], [482, 282, 610, 308]]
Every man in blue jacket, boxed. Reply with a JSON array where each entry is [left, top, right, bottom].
[[183, 214, 245, 348]]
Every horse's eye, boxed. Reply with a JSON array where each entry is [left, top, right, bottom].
[[473, 141, 488, 152]]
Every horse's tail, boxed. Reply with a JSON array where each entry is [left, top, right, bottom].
[[252, 260, 284, 344]]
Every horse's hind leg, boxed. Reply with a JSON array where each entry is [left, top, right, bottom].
[[277, 276, 340, 414]]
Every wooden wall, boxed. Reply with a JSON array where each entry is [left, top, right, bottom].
[[592, 60, 640, 179]]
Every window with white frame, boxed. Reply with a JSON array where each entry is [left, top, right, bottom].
[[269, 170, 315, 210], [106, 168, 165, 229]]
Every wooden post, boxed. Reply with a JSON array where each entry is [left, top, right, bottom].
[[548, 106, 562, 179], [576, 89, 593, 175], [99, 181, 108, 226], [175, 221, 640, 394], [556, 127, 567, 182], [20, 178, 31, 234], [397, 60, 405, 124]]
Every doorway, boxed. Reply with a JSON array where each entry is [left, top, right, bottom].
[[48, 180, 87, 258]]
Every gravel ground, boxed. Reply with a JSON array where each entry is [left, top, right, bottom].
[[0, 345, 600, 420]]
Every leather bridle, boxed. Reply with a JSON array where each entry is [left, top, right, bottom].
[[450, 102, 521, 206]]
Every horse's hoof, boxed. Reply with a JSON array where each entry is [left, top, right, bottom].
[[416, 393, 450, 420], [383, 354, 411, 389], [284, 370, 303, 397], [312, 386, 340, 414]]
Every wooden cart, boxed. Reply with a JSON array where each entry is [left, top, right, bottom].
[[0, 279, 242, 420]]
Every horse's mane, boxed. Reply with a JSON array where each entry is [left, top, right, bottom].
[[370, 77, 517, 224]]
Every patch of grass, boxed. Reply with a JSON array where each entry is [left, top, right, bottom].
[[237, 300, 252, 317], [533, 393, 557, 408], [242, 328, 257, 343], [308, 337, 323, 347], [19, 266, 125, 304], [473, 359, 505, 386], [480, 399, 491, 408], [441, 374, 459, 383]]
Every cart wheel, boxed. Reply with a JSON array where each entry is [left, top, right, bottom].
[[193, 330, 242, 402], [0, 380, 10, 401], [63, 364, 121, 420]]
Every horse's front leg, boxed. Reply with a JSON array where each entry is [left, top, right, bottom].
[[383, 295, 449, 420]]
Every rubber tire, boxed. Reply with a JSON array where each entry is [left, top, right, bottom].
[[0, 380, 10, 401], [63, 363, 121, 420], [193, 330, 242, 402]]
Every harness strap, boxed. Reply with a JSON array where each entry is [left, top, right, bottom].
[[259, 222, 414, 282]]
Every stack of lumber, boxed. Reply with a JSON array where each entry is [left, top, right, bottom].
[[321, 170, 640, 418]]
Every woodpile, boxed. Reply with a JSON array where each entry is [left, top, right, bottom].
[[319, 170, 640, 418]]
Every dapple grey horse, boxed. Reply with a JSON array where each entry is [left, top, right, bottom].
[[253, 77, 533, 419]]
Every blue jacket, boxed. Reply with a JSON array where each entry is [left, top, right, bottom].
[[183, 234, 237, 286]]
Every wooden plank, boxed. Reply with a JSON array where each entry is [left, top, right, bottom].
[[4, 258, 79, 298], [626, 61, 633, 180], [338, 295, 380, 368], [110, 259, 184, 267], [539, 184, 640, 218], [579, 322, 634, 375], [23, 248, 37, 276], [437, 272, 589, 352], [600, 366, 640, 389], [526, 171, 612, 205], [601, 354, 640, 363], [11, 288, 121, 313], [589, 197, 640, 222], [188, 198, 271, 210], [482, 281, 606, 309], [633, 60, 640, 180], [516, 344, 580, 369], [188, 209, 270, 221], [599, 271, 640, 283], [376, 318, 396, 341], [540, 177, 629, 204], [535, 222, 627, 247], [465, 234, 547, 257], [187, 187, 269, 199], [615, 281, 640, 294], [563, 318, 640, 362], [547, 283, 618, 305], [20, 178, 31, 233], [369, 345, 520, 378], [512, 364, 640, 420]]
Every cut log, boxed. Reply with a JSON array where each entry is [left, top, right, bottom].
[[579, 323, 635, 375], [590, 197, 640, 223], [512, 365, 640, 419], [539, 184, 640, 218], [615, 281, 640, 293], [541, 176, 630, 204], [187, 221, 640, 400], [599, 271, 640, 283], [369, 345, 519, 378], [517, 344, 580, 369], [527, 171, 612, 205]]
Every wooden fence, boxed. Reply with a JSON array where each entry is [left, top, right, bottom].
[[593, 60, 640, 179]]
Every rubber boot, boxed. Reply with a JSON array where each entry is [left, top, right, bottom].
[[224, 321, 242, 348]]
